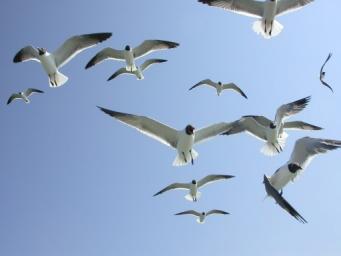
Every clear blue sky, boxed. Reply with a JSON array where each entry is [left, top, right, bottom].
[[1, 1, 341, 255]]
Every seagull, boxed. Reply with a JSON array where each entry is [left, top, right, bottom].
[[264, 137, 341, 223], [189, 79, 248, 98], [7, 88, 44, 105], [320, 53, 333, 92], [221, 96, 322, 156], [13, 33, 112, 87], [97, 107, 233, 166], [198, 0, 314, 39], [153, 174, 234, 201], [175, 210, 229, 224], [85, 40, 179, 72], [107, 59, 167, 81]]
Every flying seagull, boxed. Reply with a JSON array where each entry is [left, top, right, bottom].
[[320, 53, 333, 92], [264, 137, 341, 223], [7, 88, 44, 105], [97, 107, 233, 166], [221, 96, 322, 156], [107, 59, 167, 81], [153, 174, 234, 201], [198, 0, 314, 39], [189, 79, 248, 98], [85, 40, 179, 71], [13, 33, 112, 87], [175, 210, 229, 224]]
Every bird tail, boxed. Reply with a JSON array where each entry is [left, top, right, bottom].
[[252, 19, 283, 39], [49, 71, 68, 88], [172, 150, 199, 167], [184, 191, 201, 202]]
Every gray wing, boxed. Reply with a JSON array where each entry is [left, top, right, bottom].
[[25, 88, 44, 97], [274, 96, 311, 127], [263, 175, 307, 223], [319, 53, 333, 92], [85, 47, 125, 69], [97, 107, 178, 148], [189, 79, 217, 91], [175, 210, 201, 217], [194, 122, 234, 144], [222, 83, 248, 99], [276, 0, 314, 16], [7, 94, 22, 105], [107, 68, 134, 81], [206, 209, 229, 216], [54, 32, 112, 68], [289, 137, 341, 169], [197, 174, 235, 188], [153, 183, 191, 196], [320, 53, 332, 75], [198, 0, 264, 18], [13, 46, 40, 63], [133, 40, 179, 59], [221, 116, 268, 142], [283, 121, 322, 131], [140, 59, 167, 71]]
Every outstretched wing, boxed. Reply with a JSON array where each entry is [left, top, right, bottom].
[[140, 59, 167, 71], [7, 94, 22, 105], [107, 68, 134, 81], [195, 122, 233, 144], [25, 88, 44, 97], [153, 183, 191, 197], [289, 137, 341, 169], [222, 83, 248, 99], [263, 175, 307, 223], [175, 210, 201, 217], [276, 0, 314, 16], [198, 0, 264, 18], [197, 174, 234, 188], [13, 46, 40, 63], [85, 47, 125, 69], [283, 121, 322, 131], [54, 32, 112, 68], [189, 79, 217, 91], [97, 107, 178, 148], [206, 209, 229, 216], [133, 40, 179, 59]]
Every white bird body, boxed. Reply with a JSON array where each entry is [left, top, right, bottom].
[[124, 49, 137, 71], [7, 88, 44, 105], [19, 92, 30, 103], [268, 165, 295, 191], [174, 129, 196, 166]]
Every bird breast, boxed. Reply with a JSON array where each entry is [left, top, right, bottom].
[[39, 53, 57, 75], [269, 165, 294, 191], [177, 130, 194, 152], [264, 0, 277, 20]]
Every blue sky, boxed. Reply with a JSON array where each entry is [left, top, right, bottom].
[[1, 0, 341, 255]]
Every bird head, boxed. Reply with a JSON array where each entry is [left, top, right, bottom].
[[218, 81, 222, 85], [288, 163, 302, 174], [185, 125, 195, 135], [191, 180, 197, 185], [202, 212, 206, 216], [37, 47, 47, 56], [269, 122, 276, 129], [125, 45, 131, 51]]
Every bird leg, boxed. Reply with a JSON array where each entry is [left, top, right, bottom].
[[182, 152, 187, 163], [190, 150, 194, 165], [264, 20, 267, 33], [280, 189, 283, 196], [269, 21, 273, 36]]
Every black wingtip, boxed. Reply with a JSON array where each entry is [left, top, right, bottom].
[[86, 32, 112, 43], [13, 49, 24, 63], [85, 56, 96, 69]]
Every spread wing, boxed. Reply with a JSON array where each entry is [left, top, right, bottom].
[[107, 68, 134, 81], [221, 116, 268, 142], [133, 40, 179, 59], [25, 88, 44, 97], [263, 175, 307, 223], [13, 46, 40, 63], [283, 121, 322, 131], [276, 0, 314, 16], [206, 209, 229, 216], [198, 0, 264, 18], [175, 210, 201, 217], [189, 79, 217, 91], [97, 107, 178, 148], [7, 94, 22, 105], [197, 174, 234, 188], [140, 59, 167, 71], [289, 137, 341, 169], [222, 83, 248, 99], [274, 96, 311, 127], [195, 122, 233, 144], [54, 32, 112, 68], [153, 183, 191, 196], [85, 47, 125, 69], [319, 53, 333, 92]]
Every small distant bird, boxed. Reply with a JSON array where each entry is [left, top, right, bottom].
[[320, 53, 333, 92], [175, 210, 229, 224], [13, 33, 112, 87], [7, 88, 44, 105], [222, 96, 322, 156], [97, 107, 233, 166], [264, 137, 341, 223], [153, 174, 234, 201], [85, 40, 179, 71], [198, 0, 314, 39], [189, 79, 248, 98], [107, 59, 167, 81]]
